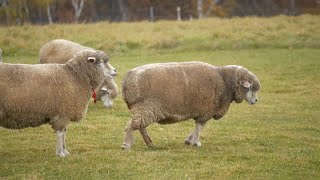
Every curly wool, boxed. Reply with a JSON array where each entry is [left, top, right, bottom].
[[0, 50, 105, 130]]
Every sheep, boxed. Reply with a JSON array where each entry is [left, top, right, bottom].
[[0, 49, 114, 157], [121, 61, 261, 149], [39, 39, 118, 108], [95, 78, 118, 107]]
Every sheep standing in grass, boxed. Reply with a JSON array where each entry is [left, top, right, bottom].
[[0, 50, 114, 157], [39, 39, 118, 108], [121, 61, 261, 149]]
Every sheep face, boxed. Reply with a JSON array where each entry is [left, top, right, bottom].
[[104, 62, 117, 80], [242, 80, 260, 105], [79, 50, 115, 83], [235, 76, 260, 105], [97, 50, 117, 79], [100, 86, 113, 108]]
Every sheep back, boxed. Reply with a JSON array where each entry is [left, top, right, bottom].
[[39, 39, 92, 64]]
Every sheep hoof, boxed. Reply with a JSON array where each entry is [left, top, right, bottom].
[[56, 152, 66, 157], [147, 143, 155, 148], [63, 149, 70, 155], [193, 142, 202, 147], [121, 143, 131, 150], [184, 140, 191, 145]]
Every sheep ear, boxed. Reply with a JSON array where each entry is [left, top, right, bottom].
[[87, 57, 96, 63], [101, 86, 108, 91], [98, 57, 104, 63], [242, 81, 251, 88]]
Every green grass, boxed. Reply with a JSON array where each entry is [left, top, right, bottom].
[[0, 16, 320, 179]]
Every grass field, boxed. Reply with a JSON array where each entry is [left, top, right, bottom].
[[0, 15, 320, 179]]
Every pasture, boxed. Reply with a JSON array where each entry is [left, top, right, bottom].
[[0, 15, 320, 179]]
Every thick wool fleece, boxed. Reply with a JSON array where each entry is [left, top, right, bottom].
[[0, 50, 105, 130], [122, 61, 260, 129], [39, 39, 117, 103]]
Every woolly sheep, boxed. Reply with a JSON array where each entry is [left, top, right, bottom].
[[121, 61, 261, 149], [0, 50, 113, 157], [39, 39, 118, 108]]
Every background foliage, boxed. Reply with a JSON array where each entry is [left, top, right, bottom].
[[0, 0, 319, 25]]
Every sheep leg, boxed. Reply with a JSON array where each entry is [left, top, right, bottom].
[[185, 131, 195, 145], [185, 122, 206, 147], [62, 128, 69, 155], [122, 110, 156, 149], [139, 128, 154, 147], [56, 129, 67, 157], [121, 121, 134, 150], [192, 122, 206, 146]]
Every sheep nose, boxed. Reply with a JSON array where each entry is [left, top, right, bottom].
[[111, 69, 117, 77], [252, 98, 258, 104], [250, 98, 258, 105]]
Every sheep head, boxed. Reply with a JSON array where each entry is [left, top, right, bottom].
[[66, 50, 110, 89], [234, 67, 261, 105]]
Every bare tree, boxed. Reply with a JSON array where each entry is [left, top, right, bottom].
[[47, 1, 53, 24], [2, 0, 11, 25], [71, 0, 85, 23], [197, 0, 203, 19], [118, 0, 128, 21], [289, 0, 296, 15], [23, 0, 30, 17]]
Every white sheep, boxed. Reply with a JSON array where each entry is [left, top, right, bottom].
[[0, 50, 114, 157], [121, 61, 261, 149], [39, 39, 118, 108]]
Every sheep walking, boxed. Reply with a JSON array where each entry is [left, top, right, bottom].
[[121, 61, 261, 149], [0, 50, 113, 157], [39, 39, 118, 108]]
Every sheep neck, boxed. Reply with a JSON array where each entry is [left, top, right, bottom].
[[65, 61, 95, 90], [217, 66, 238, 103]]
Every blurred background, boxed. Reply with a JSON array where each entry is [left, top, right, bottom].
[[0, 0, 319, 26]]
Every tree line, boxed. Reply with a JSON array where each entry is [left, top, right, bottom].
[[0, 0, 319, 26]]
